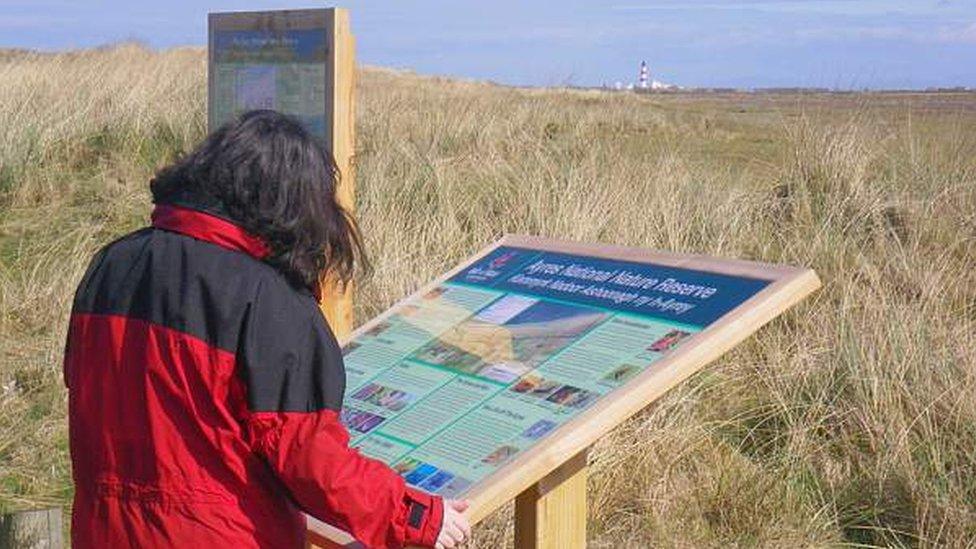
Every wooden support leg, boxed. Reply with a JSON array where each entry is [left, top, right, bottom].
[[514, 450, 588, 549]]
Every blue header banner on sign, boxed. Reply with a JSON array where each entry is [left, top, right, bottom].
[[449, 246, 770, 327], [213, 29, 328, 64]]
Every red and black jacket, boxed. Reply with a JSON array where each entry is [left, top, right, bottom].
[[63, 198, 443, 548]]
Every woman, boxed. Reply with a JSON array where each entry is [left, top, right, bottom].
[[63, 110, 470, 548]]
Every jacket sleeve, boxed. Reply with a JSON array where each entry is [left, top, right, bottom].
[[237, 278, 444, 549]]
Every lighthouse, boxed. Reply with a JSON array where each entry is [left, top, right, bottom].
[[638, 61, 649, 89]]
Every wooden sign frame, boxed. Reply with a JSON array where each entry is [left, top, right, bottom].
[[307, 234, 820, 548], [207, 7, 356, 337]]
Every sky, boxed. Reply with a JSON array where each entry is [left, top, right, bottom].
[[1, 1, 974, 89]]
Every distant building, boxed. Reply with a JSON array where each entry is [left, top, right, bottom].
[[601, 61, 681, 93], [634, 60, 680, 92]]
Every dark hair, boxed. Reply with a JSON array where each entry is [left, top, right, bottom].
[[151, 110, 367, 289]]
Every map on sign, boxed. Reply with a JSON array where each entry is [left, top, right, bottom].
[[339, 245, 771, 498], [210, 26, 328, 142]]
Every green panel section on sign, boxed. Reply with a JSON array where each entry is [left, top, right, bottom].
[[337, 246, 770, 498], [211, 28, 328, 142]]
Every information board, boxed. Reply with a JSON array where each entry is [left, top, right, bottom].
[[209, 9, 358, 339], [334, 236, 819, 506], [209, 10, 331, 144]]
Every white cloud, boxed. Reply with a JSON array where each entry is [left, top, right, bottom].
[[610, 1, 924, 16], [936, 21, 976, 42], [0, 14, 71, 29], [796, 21, 976, 44]]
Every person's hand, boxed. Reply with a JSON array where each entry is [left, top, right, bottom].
[[435, 499, 471, 549]]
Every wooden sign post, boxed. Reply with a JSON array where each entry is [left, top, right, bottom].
[[208, 7, 356, 339], [0, 507, 64, 549], [305, 235, 820, 548]]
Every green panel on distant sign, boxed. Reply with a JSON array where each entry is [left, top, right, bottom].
[[210, 18, 328, 143]]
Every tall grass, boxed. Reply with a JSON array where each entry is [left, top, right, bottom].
[[1, 45, 974, 547]]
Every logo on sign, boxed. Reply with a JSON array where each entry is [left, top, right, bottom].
[[465, 251, 521, 283]]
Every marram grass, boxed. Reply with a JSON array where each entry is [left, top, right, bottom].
[[1, 45, 974, 548]]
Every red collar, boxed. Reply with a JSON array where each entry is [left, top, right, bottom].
[[151, 204, 270, 260]]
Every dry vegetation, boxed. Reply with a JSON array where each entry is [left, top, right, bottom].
[[1, 45, 975, 547]]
